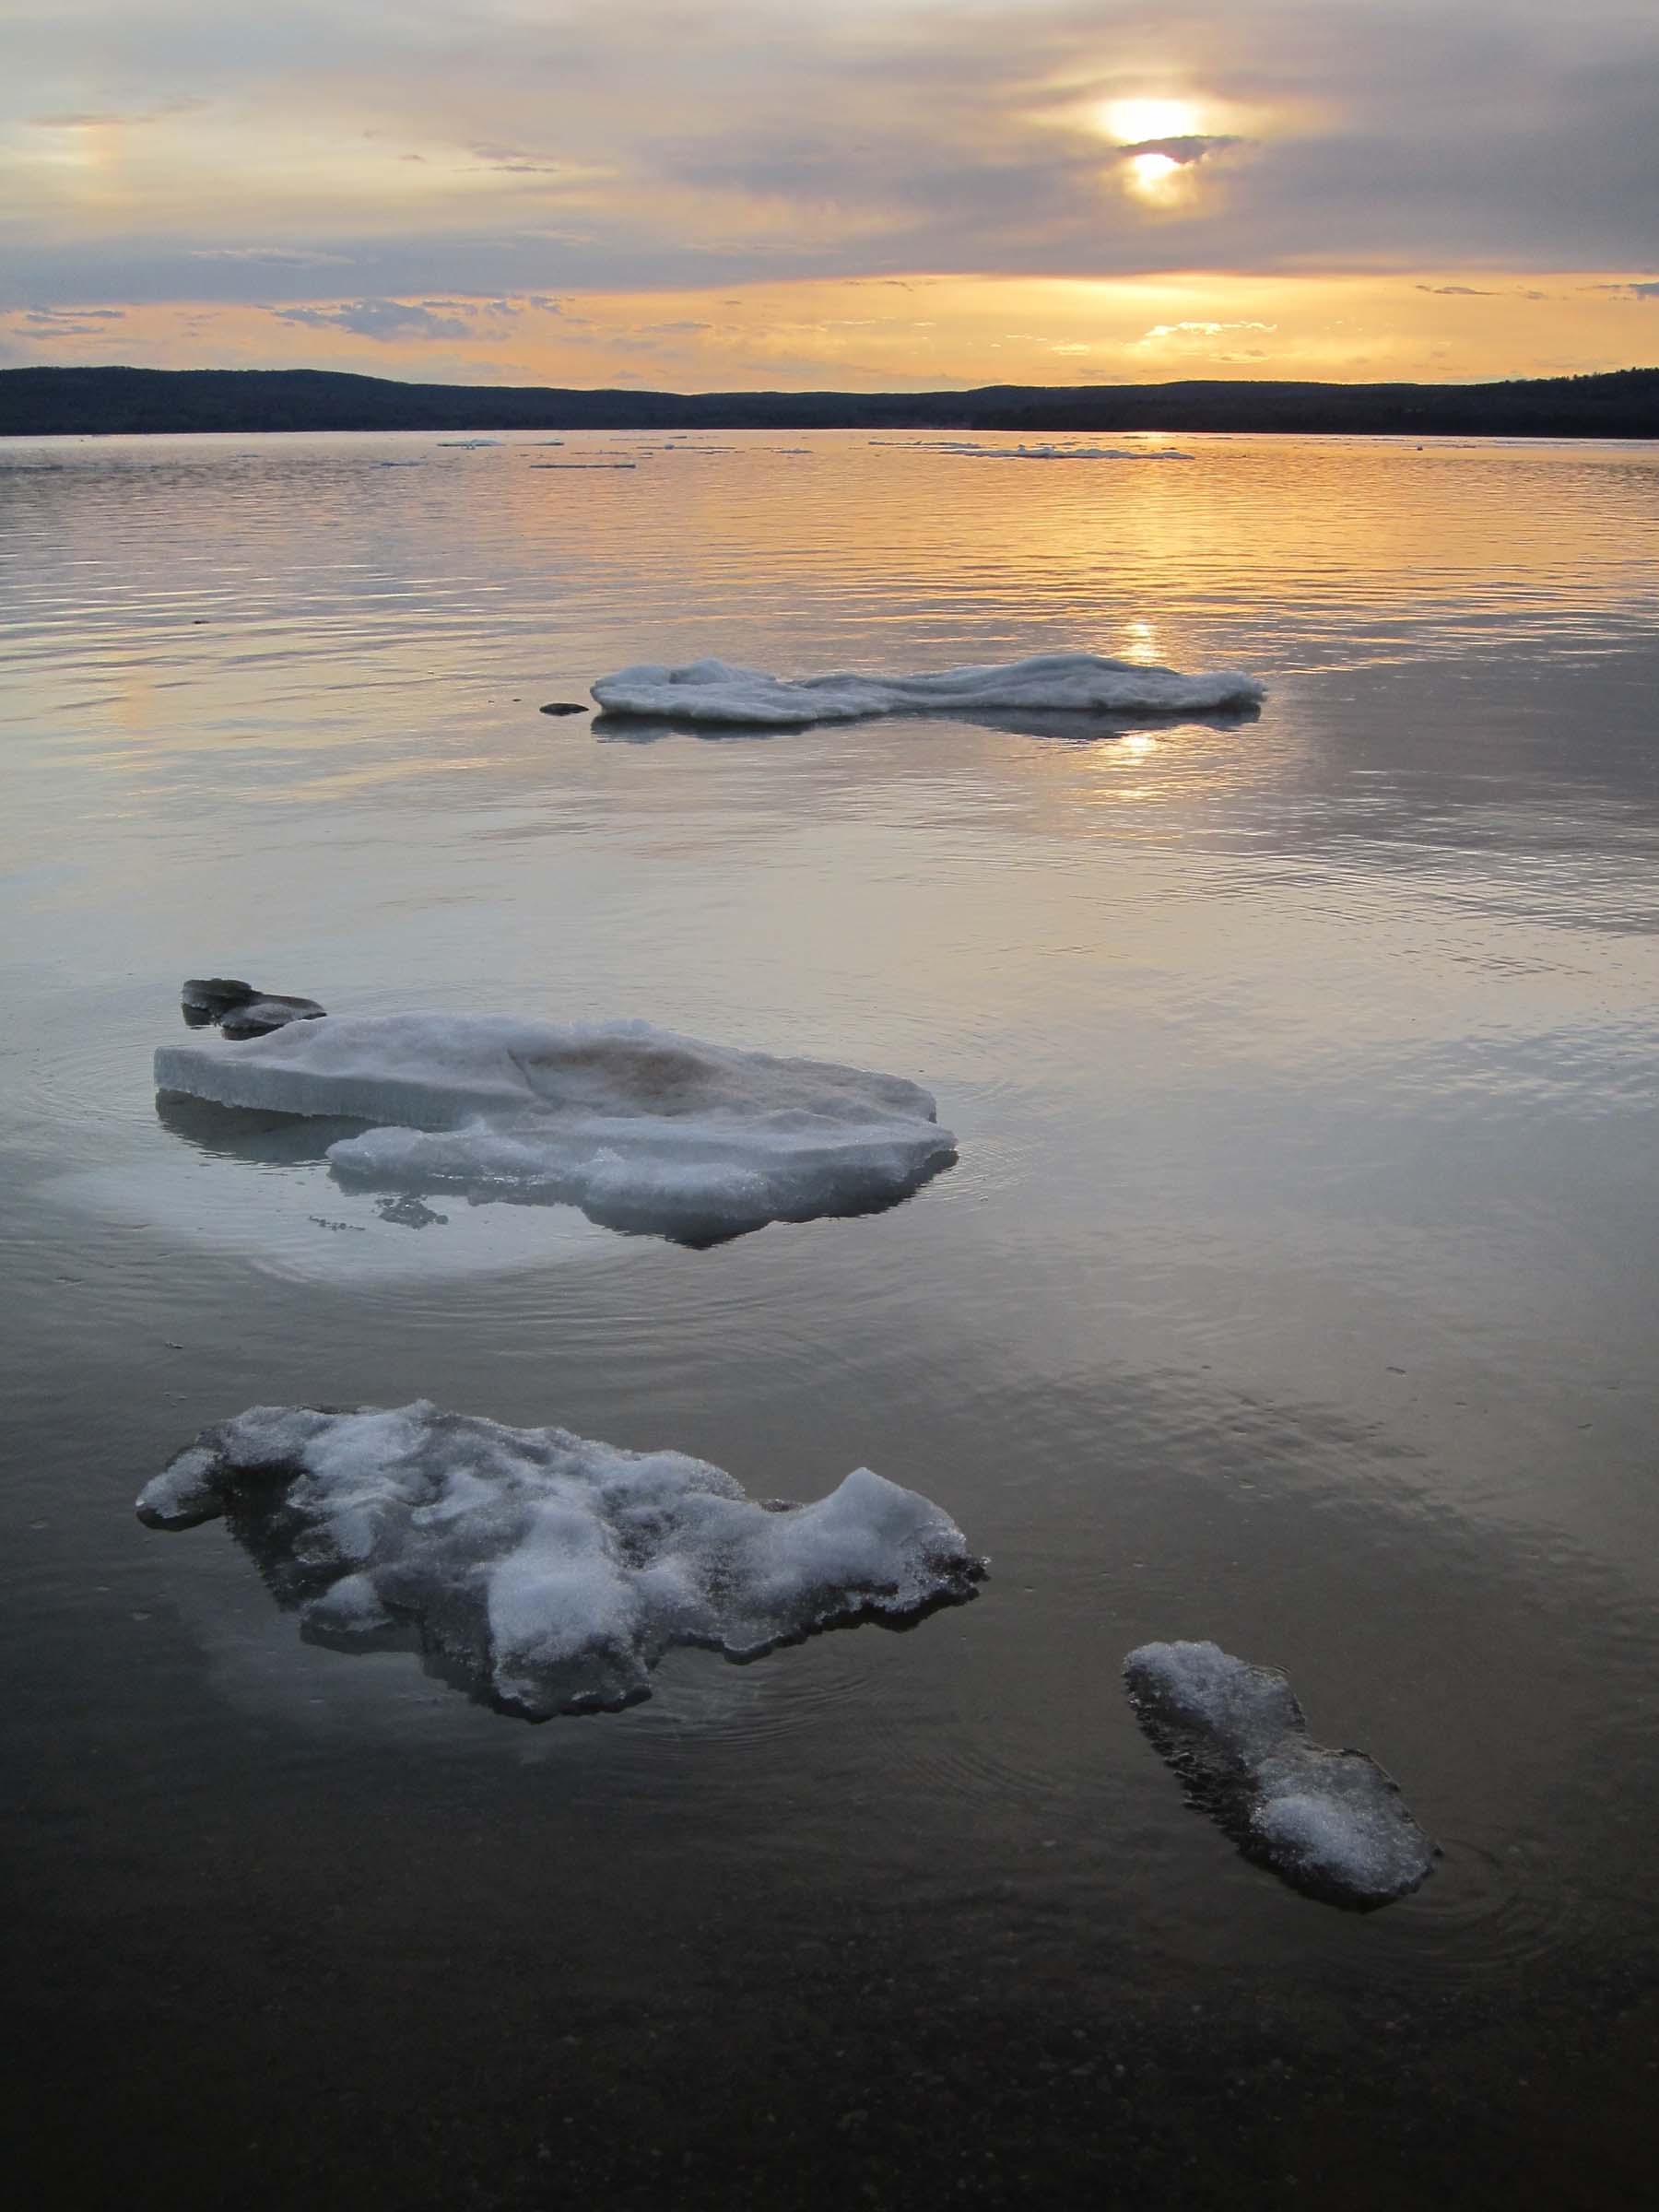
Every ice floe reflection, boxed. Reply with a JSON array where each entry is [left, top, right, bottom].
[[594, 700, 1263, 747]]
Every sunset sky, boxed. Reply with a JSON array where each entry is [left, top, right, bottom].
[[4, 0, 1657, 390]]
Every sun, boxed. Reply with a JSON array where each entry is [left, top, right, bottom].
[[1104, 98, 1200, 146], [1128, 151, 1182, 193]]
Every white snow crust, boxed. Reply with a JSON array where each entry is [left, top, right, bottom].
[[136, 1402, 983, 1714], [591, 652, 1265, 727], [1123, 1639, 1436, 1908], [154, 1012, 955, 1238]]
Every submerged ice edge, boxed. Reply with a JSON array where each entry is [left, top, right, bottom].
[[153, 1011, 957, 1241], [590, 651, 1266, 727], [1123, 1639, 1438, 1911], [136, 1402, 986, 1718]]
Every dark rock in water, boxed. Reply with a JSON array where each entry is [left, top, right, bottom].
[[375, 1194, 450, 1229], [182, 977, 257, 1021], [181, 977, 326, 1037], [538, 700, 588, 716]]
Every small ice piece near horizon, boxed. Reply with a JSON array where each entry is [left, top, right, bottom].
[[437, 439, 501, 448], [1123, 1640, 1437, 1910], [136, 1403, 985, 1716], [591, 652, 1265, 728], [153, 1012, 957, 1241], [959, 444, 1194, 462]]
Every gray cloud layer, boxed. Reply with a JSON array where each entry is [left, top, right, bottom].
[[3, 0, 1656, 310]]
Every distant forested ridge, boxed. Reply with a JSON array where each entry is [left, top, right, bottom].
[[2, 363, 1656, 439]]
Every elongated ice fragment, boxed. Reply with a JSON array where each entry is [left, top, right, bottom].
[[591, 651, 1265, 727], [1124, 1640, 1437, 1910]]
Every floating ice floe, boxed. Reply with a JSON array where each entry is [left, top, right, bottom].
[[866, 440, 1190, 460], [959, 443, 1194, 462], [591, 652, 1265, 728], [153, 1012, 956, 1241], [181, 976, 326, 1040], [437, 439, 501, 448], [137, 1402, 984, 1715], [1123, 1640, 1437, 1910]]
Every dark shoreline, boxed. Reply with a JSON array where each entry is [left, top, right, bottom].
[[3, 361, 1656, 440]]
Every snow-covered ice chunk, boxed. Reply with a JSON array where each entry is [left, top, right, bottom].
[[591, 652, 1264, 727], [137, 1403, 984, 1715], [153, 1013, 956, 1241], [1123, 1640, 1436, 1910]]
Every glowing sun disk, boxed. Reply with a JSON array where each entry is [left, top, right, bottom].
[[1106, 98, 1199, 144], [1129, 152, 1181, 192]]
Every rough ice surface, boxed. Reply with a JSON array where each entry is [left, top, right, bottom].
[[154, 1012, 956, 1241], [1123, 1640, 1437, 1910], [136, 1403, 984, 1716], [591, 652, 1265, 727]]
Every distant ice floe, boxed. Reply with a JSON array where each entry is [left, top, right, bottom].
[[868, 440, 1191, 461], [958, 443, 1194, 462], [437, 439, 501, 448], [154, 1012, 956, 1241], [591, 652, 1265, 729], [137, 1402, 984, 1715], [1123, 1640, 1437, 1910]]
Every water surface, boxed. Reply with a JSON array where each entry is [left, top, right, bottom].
[[3, 430, 1656, 2207]]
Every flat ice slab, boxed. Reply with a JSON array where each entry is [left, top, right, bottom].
[[137, 1403, 983, 1715], [1123, 1640, 1436, 1909], [590, 652, 1265, 728], [954, 444, 1194, 462], [154, 1012, 956, 1241]]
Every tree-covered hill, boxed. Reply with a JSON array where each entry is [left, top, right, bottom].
[[2, 362, 1656, 439]]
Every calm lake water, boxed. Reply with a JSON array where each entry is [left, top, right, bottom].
[[3, 430, 1656, 2207]]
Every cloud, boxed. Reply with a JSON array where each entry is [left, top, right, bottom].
[[29, 112, 135, 129], [1139, 320, 1277, 341], [6, 0, 1659, 334], [268, 299, 478, 341], [1417, 284, 1496, 296], [189, 247, 354, 267], [7, 305, 131, 338], [1112, 135, 1244, 168]]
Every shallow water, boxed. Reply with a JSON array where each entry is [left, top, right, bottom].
[[3, 429, 1657, 2208]]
